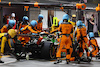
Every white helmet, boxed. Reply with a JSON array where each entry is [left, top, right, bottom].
[[11, 13, 15, 17]]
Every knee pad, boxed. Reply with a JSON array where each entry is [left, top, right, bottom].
[[67, 49, 70, 54]]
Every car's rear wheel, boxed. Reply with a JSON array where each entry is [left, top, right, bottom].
[[41, 41, 56, 59]]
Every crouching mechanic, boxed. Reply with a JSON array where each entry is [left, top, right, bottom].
[[76, 20, 90, 63], [0, 29, 17, 63], [19, 20, 40, 45], [88, 32, 99, 58], [51, 14, 73, 64], [21, 20, 40, 34], [1, 20, 15, 33], [18, 16, 29, 44]]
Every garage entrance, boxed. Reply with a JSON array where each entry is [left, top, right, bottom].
[[1, 6, 29, 27]]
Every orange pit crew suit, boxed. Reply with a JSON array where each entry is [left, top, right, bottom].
[[19, 22, 29, 32], [0, 24, 10, 33], [34, 21, 43, 32], [18, 22, 30, 45], [89, 37, 99, 57], [51, 22, 73, 61], [76, 26, 90, 58], [20, 25, 40, 45], [1, 20, 15, 33]]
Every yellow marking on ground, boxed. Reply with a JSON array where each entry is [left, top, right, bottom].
[[50, 60, 56, 62], [2, 55, 10, 58]]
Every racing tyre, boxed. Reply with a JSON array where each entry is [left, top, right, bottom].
[[41, 41, 56, 59]]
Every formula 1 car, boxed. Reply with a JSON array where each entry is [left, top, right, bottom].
[[9, 32, 58, 60]]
